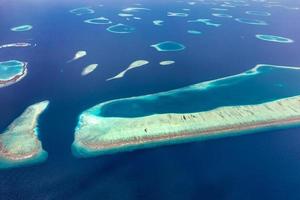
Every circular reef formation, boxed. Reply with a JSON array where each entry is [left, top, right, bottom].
[[0, 60, 27, 88]]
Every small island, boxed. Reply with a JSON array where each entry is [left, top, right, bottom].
[[0, 101, 49, 169], [72, 64, 300, 157], [0, 60, 28, 88]]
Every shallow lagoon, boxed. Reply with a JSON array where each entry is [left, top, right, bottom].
[[256, 34, 294, 43], [69, 7, 95, 15], [98, 65, 300, 118], [0, 60, 25, 81], [84, 17, 112, 25], [151, 41, 186, 52], [106, 23, 135, 33]]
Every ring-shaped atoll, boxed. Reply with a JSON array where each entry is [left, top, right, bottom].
[[235, 18, 268, 25], [256, 34, 294, 43], [84, 17, 112, 25], [0, 60, 28, 88], [106, 24, 135, 34], [151, 41, 186, 52]]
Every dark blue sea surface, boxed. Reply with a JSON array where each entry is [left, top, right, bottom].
[[1, 0, 300, 199]]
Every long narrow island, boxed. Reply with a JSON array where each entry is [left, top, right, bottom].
[[73, 64, 300, 157], [0, 101, 49, 169]]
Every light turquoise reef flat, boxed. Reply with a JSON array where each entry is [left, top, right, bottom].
[[11, 25, 33, 32], [246, 11, 271, 16], [151, 41, 186, 52], [0, 60, 24, 80], [122, 7, 151, 12], [188, 18, 221, 27], [256, 34, 294, 43], [73, 64, 300, 157], [106, 23, 135, 33], [0, 101, 49, 169], [0, 60, 27, 88], [212, 13, 232, 18], [153, 20, 164, 26], [118, 13, 133, 17], [188, 30, 202, 35], [168, 12, 189, 17], [211, 8, 228, 11]]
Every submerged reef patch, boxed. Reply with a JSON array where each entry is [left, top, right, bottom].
[[211, 8, 228, 11], [188, 30, 202, 34], [122, 7, 150, 12], [188, 18, 221, 27], [0, 101, 49, 169], [167, 12, 189, 17], [153, 20, 164, 26], [212, 13, 232, 18], [245, 11, 271, 16], [11, 25, 32, 32], [118, 13, 134, 17]]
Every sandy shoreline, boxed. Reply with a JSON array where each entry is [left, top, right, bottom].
[[81, 115, 300, 152]]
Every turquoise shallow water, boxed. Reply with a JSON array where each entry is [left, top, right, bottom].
[[100, 65, 300, 118], [0, 60, 24, 80], [1, 0, 300, 199]]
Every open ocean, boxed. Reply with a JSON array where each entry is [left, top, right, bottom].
[[1, 0, 300, 199]]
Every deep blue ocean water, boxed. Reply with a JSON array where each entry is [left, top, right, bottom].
[[1, 0, 300, 199]]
